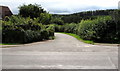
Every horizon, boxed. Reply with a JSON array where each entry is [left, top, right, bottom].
[[0, 0, 119, 14]]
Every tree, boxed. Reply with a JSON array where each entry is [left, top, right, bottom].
[[18, 4, 46, 18], [38, 13, 52, 25], [50, 17, 64, 25]]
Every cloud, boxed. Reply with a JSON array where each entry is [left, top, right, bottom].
[[119, 1, 120, 9], [0, 0, 119, 14]]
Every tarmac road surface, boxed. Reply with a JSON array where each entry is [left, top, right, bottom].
[[2, 33, 118, 70]]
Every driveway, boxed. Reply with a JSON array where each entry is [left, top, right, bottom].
[[2, 33, 118, 69]]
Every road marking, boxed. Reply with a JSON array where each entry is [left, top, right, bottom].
[[85, 46, 90, 47]]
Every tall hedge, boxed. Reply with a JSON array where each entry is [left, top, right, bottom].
[[77, 16, 120, 43], [54, 23, 77, 33], [2, 16, 54, 43], [55, 16, 120, 43]]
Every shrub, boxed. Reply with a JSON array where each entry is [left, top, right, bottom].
[[2, 27, 25, 43], [38, 13, 52, 25], [46, 25, 55, 37], [77, 16, 120, 43], [2, 16, 55, 43], [24, 30, 42, 43], [19, 4, 46, 18], [54, 25, 65, 32], [50, 18, 64, 25], [54, 23, 77, 34], [77, 19, 96, 40], [63, 23, 77, 34]]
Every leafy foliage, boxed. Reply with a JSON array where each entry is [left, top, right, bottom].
[[50, 17, 64, 25], [53, 9, 117, 23], [77, 16, 120, 43], [55, 23, 77, 34], [38, 13, 52, 25], [2, 16, 54, 43], [2, 4, 120, 44], [55, 15, 120, 43], [19, 4, 46, 18]]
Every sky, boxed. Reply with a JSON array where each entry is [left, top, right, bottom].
[[0, 0, 120, 14]]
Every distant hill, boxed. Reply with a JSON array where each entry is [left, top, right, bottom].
[[52, 9, 118, 23]]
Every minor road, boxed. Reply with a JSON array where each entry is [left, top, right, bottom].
[[2, 33, 118, 69]]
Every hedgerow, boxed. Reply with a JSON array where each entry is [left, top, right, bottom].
[[55, 16, 120, 43], [77, 16, 120, 43], [2, 16, 54, 43]]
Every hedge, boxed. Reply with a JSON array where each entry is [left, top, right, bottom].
[[2, 25, 54, 43], [55, 23, 77, 33], [55, 16, 120, 43], [2, 16, 55, 43], [77, 16, 120, 43]]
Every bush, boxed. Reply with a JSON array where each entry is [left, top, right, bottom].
[[77, 16, 120, 43], [19, 4, 46, 18], [46, 25, 55, 37], [55, 15, 120, 43], [77, 19, 96, 40], [55, 23, 77, 34], [2, 28, 25, 43], [38, 13, 52, 25], [2, 16, 55, 43], [64, 23, 77, 34], [50, 18, 64, 25], [24, 30, 43, 43], [54, 25, 65, 32]]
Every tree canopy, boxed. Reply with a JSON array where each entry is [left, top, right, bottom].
[[18, 4, 46, 18]]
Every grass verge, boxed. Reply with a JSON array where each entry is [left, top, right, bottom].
[[60, 32, 94, 44], [0, 43, 20, 45]]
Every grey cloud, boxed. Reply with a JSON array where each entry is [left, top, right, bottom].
[[118, 1, 120, 9], [0, 0, 118, 14], [47, 6, 103, 14]]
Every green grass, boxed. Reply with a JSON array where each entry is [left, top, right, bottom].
[[60, 32, 94, 44], [0, 43, 20, 45]]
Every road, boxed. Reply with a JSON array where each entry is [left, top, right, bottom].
[[2, 33, 118, 69]]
